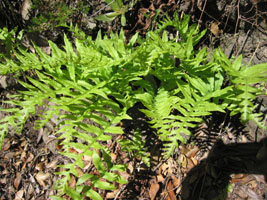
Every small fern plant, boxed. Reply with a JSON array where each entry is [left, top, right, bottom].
[[0, 13, 266, 199]]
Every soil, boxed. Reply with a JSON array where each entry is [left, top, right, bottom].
[[0, 0, 267, 199]]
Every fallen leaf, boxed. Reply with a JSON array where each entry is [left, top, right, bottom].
[[3, 152, 15, 160], [0, 178, 6, 184], [21, 162, 27, 171], [20, 140, 27, 147], [1, 139, 10, 151], [157, 174, 164, 182], [14, 173, 22, 190], [21, 0, 32, 20], [2, 168, 8, 175], [210, 22, 220, 36], [75, 167, 84, 177], [26, 152, 34, 163], [161, 162, 169, 171], [191, 157, 198, 166], [69, 175, 76, 189], [127, 162, 134, 174], [46, 160, 58, 169], [14, 189, 24, 200], [166, 180, 176, 200], [149, 183, 160, 200], [69, 147, 79, 154], [35, 162, 44, 171], [0, 75, 7, 89], [27, 184, 34, 196], [186, 158, 195, 172], [185, 146, 199, 158], [110, 152, 117, 162], [83, 155, 92, 162], [35, 171, 50, 187], [171, 176, 181, 188], [20, 151, 26, 161], [106, 189, 119, 199], [178, 154, 187, 168], [15, 160, 22, 167]]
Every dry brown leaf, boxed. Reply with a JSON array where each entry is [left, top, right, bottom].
[[166, 180, 177, 200], [20, 140, 26, 147], [21, 162, 27, 171], [232, 174, 253, 184], [0, 178, 6, 184], [160, 163, 168, 174], [35, 162, 44, 171], [106, 189, 119, 199], [185, 146, 199, 158], [171, 176, 181, 188], [191, 157, 198, 166], [127, 162, 134, 174], [2, 168, 8, 175], [167, 159, 176, 175], [83, 155, 92, 162], [21, 0, 32, 20], [14, 189, 24, 200], [27, 184, 34, 196], [210, 22, 220, 36], [69, 148, 79, 154], [35, 171, 50, 187], [14, 173, 22, 190], [26, 152, 34, 163], [247, 179, 258, 188], [110, 152, 117, 162], [178, 154, 187, 168], [46, 160, 58, 169], [186, 158, 195, 172], [157, 174, 164, 182], [20, 151, 26, 161], [75, 167, 84, 177], [4, 152, 16, 160], [15, 160, 22, 167], [69, 175, 76, 189], [149, 183, 160, 200], [1, 139, 10, 151], [0, 75, 7, 89]]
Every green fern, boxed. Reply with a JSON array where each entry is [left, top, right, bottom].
[[0, 14, 266, 199], [0, 31, 137, 199], [213, 49, 267, 128]]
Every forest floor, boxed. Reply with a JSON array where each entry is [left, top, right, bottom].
[[0, 0, 267, 199]]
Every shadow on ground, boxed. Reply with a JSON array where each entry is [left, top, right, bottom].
[[181, 137, 267, 200]]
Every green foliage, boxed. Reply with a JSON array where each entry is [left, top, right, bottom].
[[213, 50, 267, 127], [95, 0, 128, 26], [0, 14, 266, 199], [0, 27, 23, 59], [29, 0, 89, 32], [119, 128, 150, 166]]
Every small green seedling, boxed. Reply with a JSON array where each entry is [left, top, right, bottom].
[[95, 0, 128, 26]]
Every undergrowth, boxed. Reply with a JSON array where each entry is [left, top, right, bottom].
[[0, 14, 266, 199]]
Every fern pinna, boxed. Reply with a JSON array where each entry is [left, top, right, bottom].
[[0, 14, 266, 199]]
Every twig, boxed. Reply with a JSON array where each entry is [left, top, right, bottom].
[[114, 184, 127, 200], [234, 0, 240, 35], [198, 0, 207, 28], [236, 29, 251, 56], [89, 0, 115, 18], [248, 42, 260, 65]]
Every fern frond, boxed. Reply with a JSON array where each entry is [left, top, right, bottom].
[[214, 49, 267, 127]]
